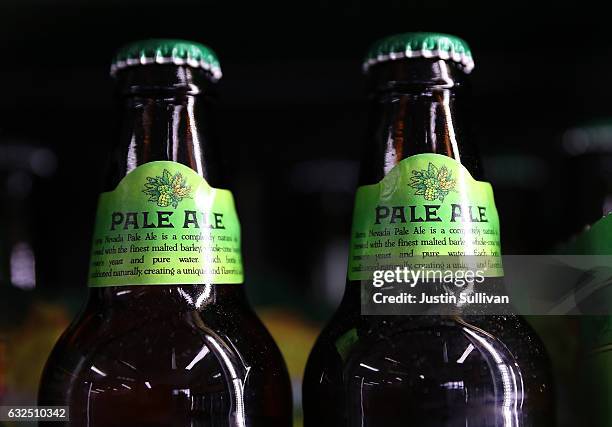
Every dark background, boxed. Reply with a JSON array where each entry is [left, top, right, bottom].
[[1, 1, 611, 424], [2, 1, 611, 302]]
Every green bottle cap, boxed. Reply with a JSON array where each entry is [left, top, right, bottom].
[[364, 32, 474, 74], [111, 39, 222, 80]]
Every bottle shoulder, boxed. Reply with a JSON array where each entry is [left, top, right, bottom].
[[304, 313, 555, 427], [40, 290, 288, 384], [307, 311, 551, 382], [39, 295, 292, 424]]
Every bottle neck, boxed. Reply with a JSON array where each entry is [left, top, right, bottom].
[[359, 59, 481, 185], [105, 65, 223, 190], [92, 66, 239, 307], [344, 60, 493, 298]]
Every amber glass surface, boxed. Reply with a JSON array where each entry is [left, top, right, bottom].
[[38, 65, 293, 427], [302, 60, 555, 427]]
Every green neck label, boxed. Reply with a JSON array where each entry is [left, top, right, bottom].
[[348, 153, 503, 281], [88, 161, 243, 287]]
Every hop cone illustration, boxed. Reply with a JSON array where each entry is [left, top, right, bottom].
[[409, 163, 456, 201], [143, 169, 192, 208]]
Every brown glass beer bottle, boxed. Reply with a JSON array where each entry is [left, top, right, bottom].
[[303, 33, 555, 427], [38, 39, 292, 427]]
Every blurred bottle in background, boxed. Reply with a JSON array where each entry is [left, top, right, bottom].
[[559, 120, 612, 427], [0, 141, 69, 408], [561, 120, 612, 235]]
